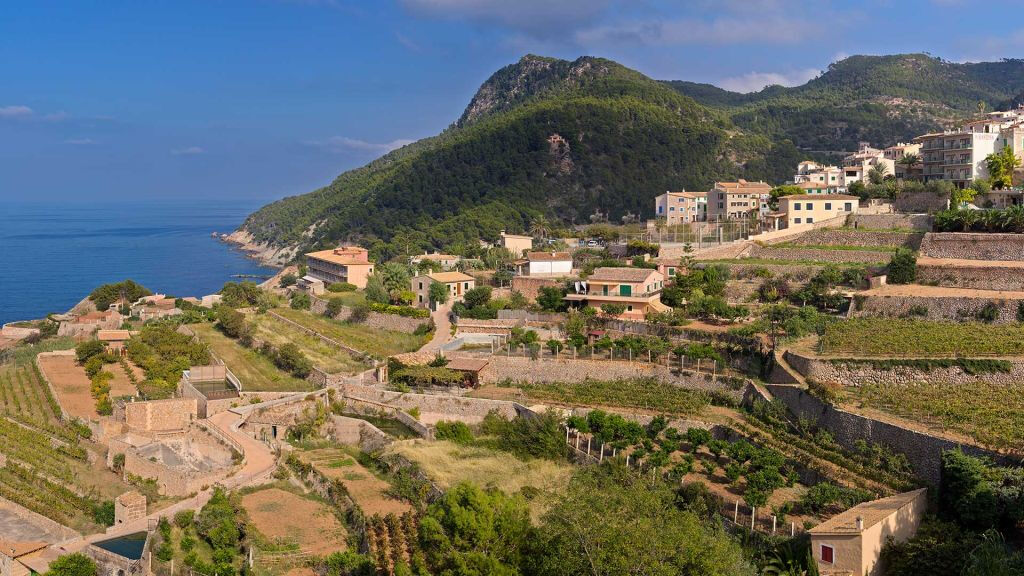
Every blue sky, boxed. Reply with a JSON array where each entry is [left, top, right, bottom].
[[3, 0, 1021, 204]]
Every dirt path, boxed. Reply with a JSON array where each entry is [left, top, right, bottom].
[[860, 282, 1024, 299], [418, 304, 452, 353]]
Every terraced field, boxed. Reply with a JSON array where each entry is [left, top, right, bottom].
[[0, 358, 61, 425]]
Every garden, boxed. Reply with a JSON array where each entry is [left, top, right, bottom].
[[189, 323, 314, 392]]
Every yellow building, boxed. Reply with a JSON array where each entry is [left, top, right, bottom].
[[778, 194, 859, 228], [499, 231, 533, 257], [305, 246, 375, 289], [809, 488, 927, 576], [708, 180, 772, 221], [564, 267, 670, 320], [411, 271, 475, 309]]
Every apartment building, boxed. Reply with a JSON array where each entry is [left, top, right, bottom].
[[794, 161, 845, 191], [564, 267, 670, 320], [708, 180, 772, 221], [842, 142, 894, 185], [779, 194, 859, 228], [654, 190, 707, 223], [305, 246, 375, 289], [912, 109, 1024, 188], [883, 142, 922, 179]]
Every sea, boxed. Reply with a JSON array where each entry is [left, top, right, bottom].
[[0, 200, 277, 325]]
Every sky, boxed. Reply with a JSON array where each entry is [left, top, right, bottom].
[[3, 0, 1023, 205]]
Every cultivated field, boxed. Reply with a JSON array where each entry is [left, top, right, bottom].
[[246, 313, 367, 375], [297, 448, 412, 516], [241, 487, 347, 555], [0, 357, 62, 424], [36, 354, 135, 420], [821, 318, 1024, 356], [190, 324, 314, 392], [271, 308, 428, 359], [475, 378, 711, 416], [844, 381, 1024, 451]]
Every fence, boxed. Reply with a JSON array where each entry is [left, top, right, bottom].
[[628, 221, 765, 246]]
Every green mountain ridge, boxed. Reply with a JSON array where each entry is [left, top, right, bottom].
[[239, 53, 1024, 261]]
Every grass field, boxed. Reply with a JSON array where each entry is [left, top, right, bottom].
[[821, 318, 1024, 357], [384, 439, 571, 517], [272, 308, 428, 359], [247, 313, 367, 375], [241, 485, 347, 555], [297, 447, 412, 516], [190, 323, 314, 392], [845, 381, 1024, 451], [491, 377, 711, 416], [323, 291, 367, 307]]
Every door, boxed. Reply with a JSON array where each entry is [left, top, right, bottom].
[[619, 284, 632, 296]]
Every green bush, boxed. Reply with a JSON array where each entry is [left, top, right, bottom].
[[75, 340, 106, 364], [435, 421, 474, 444], [348, 303, 371, 324], [368, 302, 430, 318], [327, 282, 357, 292], [887, 248, 917, 284], [290, 292, 312, 310]]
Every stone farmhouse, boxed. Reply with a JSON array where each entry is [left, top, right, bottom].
[[411, 271, 475, 309]]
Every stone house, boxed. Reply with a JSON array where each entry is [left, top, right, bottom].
[[411, 271, 475, 309], [564, 267, 670, 320]]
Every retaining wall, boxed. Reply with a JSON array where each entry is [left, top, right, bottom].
[[850, 293, 1023, 324], [784, 349, 1024, 387], [749, 245, 892, 264], [848, 213, 932, 231], [124, 398, 197, 432], [327, 415, 392, 452], [787, 228, 922, 249], [892, 190, 947, 213], [309, 297, 427, 334], [919, 232, 1024, 261], [334, 381, 532, 425], [917, 263, 1024, 291]]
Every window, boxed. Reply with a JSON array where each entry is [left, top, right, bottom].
[[418, 295, 423, 303], [627, 305, 633, 312], [845, 202, 853, 211], [668, 268, 676, 276], [794, 218, 802, 224], [820, 545, 834, 564], [807, 217, 814, 224], [793, 203, 801, 210], [824, 202, 832, 210], [670, 207, 675, 212], [418, 282, 423, 290], [464, 282, 470, 290], [658, 206, 663, 214]]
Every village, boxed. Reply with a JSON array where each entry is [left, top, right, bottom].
[[2, 108, 1024, 576]]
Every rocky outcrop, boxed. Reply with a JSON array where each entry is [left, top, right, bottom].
[[222, 230, 296, 266]]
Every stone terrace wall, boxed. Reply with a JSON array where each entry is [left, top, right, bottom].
[[749, 245, 891, 264], [851, 293, 1022, 324], [125, 398, 197, 432], [334, 381, 531, 424], [848, 213, 932, 231], [122, 449, 231, 497], [328, 415, 392, 452], [893, 190, 948, 213], [916, 263, 1024, 291], [715, 263, 826, 283], [310, 298, 427, 333], [784, 350, 1024, 386], [762, 383, 1015, 485], [511, 276, 571, 301], [919, 232, 1024, 261], [788, 228, 922, 249]]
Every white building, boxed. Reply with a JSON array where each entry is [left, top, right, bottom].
[[914, 109, 1024, 188], [517, 251, 573, 276], [794, 161, 846, 191]]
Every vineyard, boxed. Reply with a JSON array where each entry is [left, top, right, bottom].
[[366, 512, 421, 576], [0, 357, 62, 425], [821, 318, 1024, 356]]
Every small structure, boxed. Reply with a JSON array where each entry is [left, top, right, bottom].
[[97, 330, 133, 355], [809, 488, 927, 576], [0, 540, 49, 576], [444, 357, 490, 387], [778, 194, 859, 229], [199, 294, 223, 308], [114, 491, 147, 525], [411, 252, 460, 270], [179, 365, 241, 418], [411, 271, 475, 309], [87, 531, 151, 576], [517, 252, 573, 277], [296, 275, 326, 296], [130, 295, 181, 323], [58, 309, 122, 339], [499, 231, 533, 257], [305, 246, 375, 289], [124, 398, 197, 433], [564, 267, 670, 320]]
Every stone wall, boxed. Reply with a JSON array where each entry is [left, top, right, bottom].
[[919, 232, 1024, 261], [784, 349, 1024, 387], [761, 383, 1016, 486], [122, 449, 229, 497], [327, 415, 392, 452], [125, 398, 197, 432], [916, 263, 1024, 291], [478, 355, 745, 398], [848, 213, 932, 231], [309, 297, 427, 333], [892, 190, 948, 213], [510, 276, 570, 301], [716, 263, 825, 283], [788, 228, 922, 249], [748, 245, 891, 264], [334, 381, 530, 425], [850, 293, 1023, 324]]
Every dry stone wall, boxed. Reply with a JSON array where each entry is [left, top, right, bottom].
[[848, 213, 932, 230], [920, 232, 1024, 261], [748, 245, 891, 264], [788, 228, 922, 249], [784, 350, 1024, 386], [917, 263, 1024, 291], [851, 293, 1022, 324], [334, 381, 531, 424], [328, 415, 392, 452], [892, 190, 948, 213], [310, 297, 427, 333], [124, 398, 197, 432]]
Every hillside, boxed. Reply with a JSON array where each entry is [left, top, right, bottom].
[[236, 55, 798, 262], [668, 54, 1024, 154]]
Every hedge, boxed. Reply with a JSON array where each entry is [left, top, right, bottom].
[[368, 302, 430, 319]]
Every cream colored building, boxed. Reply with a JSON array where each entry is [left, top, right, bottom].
[[708, 180, 772, 221], [883, 142, 922, 179], [654, 190, 707, 223], [411, 271, 475, 309], [499, 232, 533, 257], [411, 252, 460, 270], [794, 161, 845, 191], [809, 488, 927, 576], [305, 246, 375, 289], [778, 194, 859, 228], [564, 267, 670, 320]]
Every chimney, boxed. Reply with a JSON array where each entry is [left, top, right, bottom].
[[855, 516, 863, 531]]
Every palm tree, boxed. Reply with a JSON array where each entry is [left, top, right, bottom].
[[897, 153, 921, 180], [529, 216, 551, 240], [867, 163, 888, 185]]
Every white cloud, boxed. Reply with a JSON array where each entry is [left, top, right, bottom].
[[717, 67, 820, 93], [400, 0, 611, 40], [0, 105, 33, 118], [395, 31, 421, 52], [171, 146, 205, 156], [304, 136, 415, 154], [576, 15, 817, 47], [64, 138, 96, 145]]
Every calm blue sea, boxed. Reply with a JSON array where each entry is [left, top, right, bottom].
[[0, 200, 277, 325]]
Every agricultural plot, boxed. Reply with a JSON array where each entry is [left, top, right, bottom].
[[36, 354, 135, 420], [0, 358, 61, 424], [484, 378, 711, 416], [245, 313, 367, 375], [844, 381, 1024, 451], [271, 308, 428, 359], [366, 512, 419, 576], [296, 448, 412, 516], [821, 318, 1024, 356], [241, 487, 347, 555], [190, 323, 313, 392]]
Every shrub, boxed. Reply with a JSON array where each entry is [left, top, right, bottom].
[[887, 248, 917, 284], [75, 340, 106, 363], [325, 298, 345, 318], [348, 303, 371, 324], [686, 427, 712, 450], [975, 302, 1000, 323], [174, 509, 194, 529], [278, 273, 297, 287], [290, 292, 311, 310], [216, 306, 250, 339], [905, 304, 929, 317], [112, 453, 126, 473], [368, 302, 430, 318], [435, 421, 474, 444], [84, 355, 106, 379], [807, 380, 841, 404], [92, 500, 115, 526], [46, 553, 98, 576]]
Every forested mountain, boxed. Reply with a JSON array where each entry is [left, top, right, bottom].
[[238, 55, 798, 261], [668, 54, 1024, 153], [238, 54, 1024, 261]]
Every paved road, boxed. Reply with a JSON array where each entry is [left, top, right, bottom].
[[419, 304, 452, 353]]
